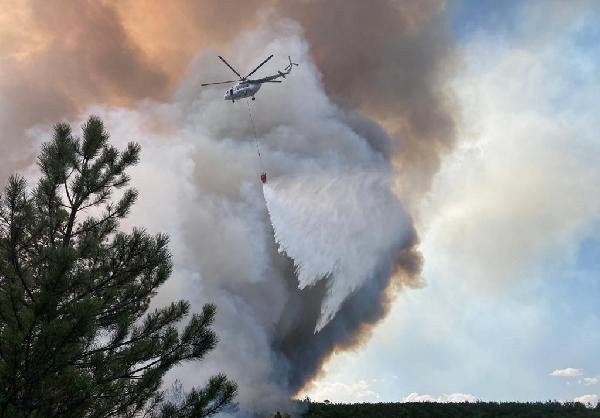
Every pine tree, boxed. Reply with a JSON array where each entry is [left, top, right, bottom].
[[0, 116, 237, 418]]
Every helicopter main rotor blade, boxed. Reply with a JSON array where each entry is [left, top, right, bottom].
[[245, 54, 274, 79], [218, 56, 242, 79], [200, 80, 237, 86]]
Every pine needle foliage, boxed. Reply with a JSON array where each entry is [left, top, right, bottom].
[[0, 116, 237, 418]]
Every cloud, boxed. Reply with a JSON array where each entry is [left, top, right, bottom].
[[583, 377, 600, 386], [421, 2, 600, 291], [403, 393, 477, 403], [550, 368, 584, 377], [574, 394, 599, 406], [299, 380, 381, 403]]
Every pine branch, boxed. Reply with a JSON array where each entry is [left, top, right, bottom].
[[0, 116, 236, 417]]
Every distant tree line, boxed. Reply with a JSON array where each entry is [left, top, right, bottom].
[[300, 401, 600, 418]]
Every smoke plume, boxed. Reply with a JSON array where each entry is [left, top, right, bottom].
[[1, 1, 457, 416], [75, 23, 425, 414]]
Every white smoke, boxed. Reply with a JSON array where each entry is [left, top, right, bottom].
[[263, 172, 413, 332]]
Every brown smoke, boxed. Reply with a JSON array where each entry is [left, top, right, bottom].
[[279, 0, 456, 198], [0, 0, 168, 179], [1, 0, 455, 191], [111, 0, 274, 77]]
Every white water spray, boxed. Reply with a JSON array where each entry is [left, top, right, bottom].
[[263, 171, 413, 332]]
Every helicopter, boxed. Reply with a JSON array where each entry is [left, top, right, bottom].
[[201, 55, 298, 102]]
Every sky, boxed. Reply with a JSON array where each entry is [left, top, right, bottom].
[[1, 0, 599, 410], [300, 0, 600, 404]]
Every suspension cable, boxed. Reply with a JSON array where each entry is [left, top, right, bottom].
[[246, 99, 264, 172]]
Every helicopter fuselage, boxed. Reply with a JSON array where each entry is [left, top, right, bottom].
[[225, 81, 261, 101]]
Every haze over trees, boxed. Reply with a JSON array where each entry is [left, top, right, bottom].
[[0, 116, 236, 417]]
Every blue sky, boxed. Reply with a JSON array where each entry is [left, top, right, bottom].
[[302, 0, 600, 404]]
